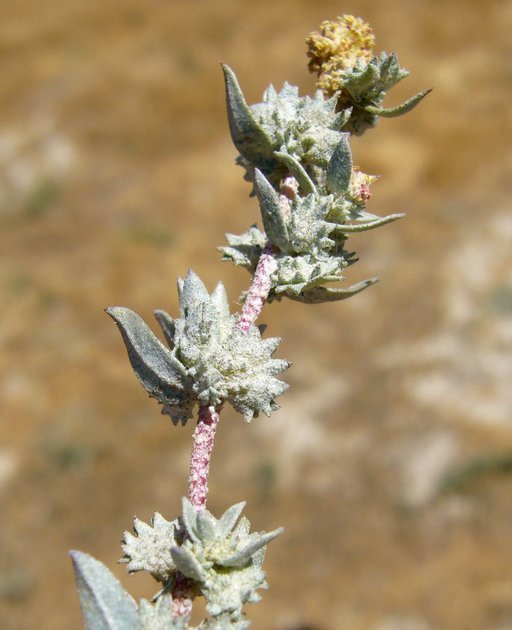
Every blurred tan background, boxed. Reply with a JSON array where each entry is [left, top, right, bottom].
[[1, 0, 511, 628]]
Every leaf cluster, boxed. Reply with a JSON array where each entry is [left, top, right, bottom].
[[70, 501, 282, 629], [305, 15, 430, 135], [220, 66, 405, 302], [107, 271, 289, 424], [338, 52, 431, 135]]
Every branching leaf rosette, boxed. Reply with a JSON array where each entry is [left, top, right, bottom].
[[220, 68, 404, 302], [221, 164, 404, 304], [306, 15, 431, 135], [71, 500, 281, 629], [223, 64, 352, 193], [123, 499, 282, 627], [107, 271, 289, 425]]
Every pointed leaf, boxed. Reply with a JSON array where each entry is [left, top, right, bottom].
[[176, 277, 185, 312], [365, 89, 432, 117], [180, 270, 210, 314], [345, 60, 379, 96], [234, 516, 251, 538], [288, 278, 379, 303], [210, 282, 230, 320], [333, 213, 405, 233], [196, 510, 218, 541], [335, 106, 353, 128], [254, 169, 289, 251], [378, 52, 410, 88], [69, 550, 139, 630], [221, 528, 284, 568], [218, 502, 246, 537], [170, 546, 205, 582], [181, 497, 200, 542], [106, 307, 188, 402], [273, 152, 316, 195], [222, 64, 274, 163], [153, 310, 175, 348], [326, 135, 353, 194]]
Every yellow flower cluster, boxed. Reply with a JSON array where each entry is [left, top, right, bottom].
[[306, 15, 375, 97]]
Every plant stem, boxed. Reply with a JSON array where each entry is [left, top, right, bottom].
[[186, 176, 296, 513], [188, 404, 221, 510], [237, 243, 278, 333], [174, 179, 295, 614], [171, 573, 195, 617], [186, 238, 283, 513], [173, 406, 221, 615]]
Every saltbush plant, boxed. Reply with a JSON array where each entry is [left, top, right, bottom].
[[70, 15, 428, 628]]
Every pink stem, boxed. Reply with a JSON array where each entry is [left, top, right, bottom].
[[236, 175, 296, 332], [188, 404, 221, 510], [173, 404, 220, 615], [186, 240, 281, 512], [186, 176, 296, 512], [171, 573, 194, 617], [237, 244, 278, 333]]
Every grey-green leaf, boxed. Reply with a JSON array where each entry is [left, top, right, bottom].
[[181, 497, 200, 543], [153, 310, 175, 348], [106, 307, 188, 402], [210, 282, 230, 320], [197, 510, 219, 541], [221, 528, 284, 568], [333, 213, 405, 233], [70, 550, 139, 630], [179, 269, 210, 315], [287, 278, 379, 303], [273, 151, 317, 195], [326, 135, 352, 194], [254, 169, 289, 251], [222, 64, 274, 163], [365, 88, 432, 118], [218, 502, 247, 537], [171, 546, 206, 582]]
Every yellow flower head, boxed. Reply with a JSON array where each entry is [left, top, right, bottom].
[[306, 15, 375, 97]]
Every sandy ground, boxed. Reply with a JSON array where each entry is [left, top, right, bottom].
[[1, 0, 512, 628]]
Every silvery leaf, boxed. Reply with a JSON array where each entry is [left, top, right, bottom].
[[222, 64, 274, 164], [218, 502, 246, 537], [210, 282, 230, 320], [365, 88, 431, 118], [333, 212, 405, 232], [181, 497, 200, 543], [326, 134, 352, 194], [220, 528, 283, 568], [70, 550, 139, 630], [106, 307, 188, 403], [153, 310, 175, 348], [287, 278, 379, 303], [121, 513, 178, 582], [253, 169, 289, 251], [171, 546, 206, 582], [196, 510, 219, 541], [179, 270, 210, 316]]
